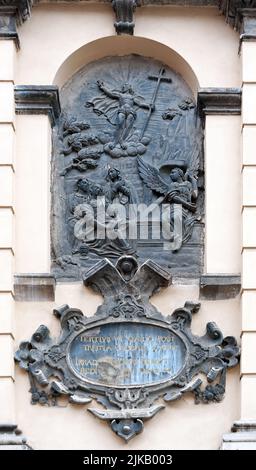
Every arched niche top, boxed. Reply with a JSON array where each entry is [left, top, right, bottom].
[[53, 36, 199, 97], [51, 53, 204, 280]]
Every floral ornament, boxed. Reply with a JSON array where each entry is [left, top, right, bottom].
[[111, 294, 145, 319], [218, 336, 240, 367], [64, 377, 78, 391], [191, 345, 208, 362], [30, 390, 49, 406], [15, 341, 48, 386], [14, 341, 32, 370], [15, 342, 51, 405], [194, 383, 225, 405], [15, 342, 44, 370], [192, 337, 239, 405], [47, 346, 64, 363], [29, 349, 44, 364]]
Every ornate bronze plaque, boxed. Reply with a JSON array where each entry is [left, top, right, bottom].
[[15, 256, 239, 442], [68, 322, 187, 386]]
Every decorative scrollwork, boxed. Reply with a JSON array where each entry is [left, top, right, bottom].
[[15, 256, 239, 441]]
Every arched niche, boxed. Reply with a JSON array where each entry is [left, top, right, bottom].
[[51, 49, 204, 281], [53, 36, 199, 97]]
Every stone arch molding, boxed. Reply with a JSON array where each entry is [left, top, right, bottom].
[[53, 36, 200, 96]]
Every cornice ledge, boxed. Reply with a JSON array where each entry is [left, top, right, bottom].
[[198, 88, 242, 118], [0, 1, 33, 48], [219, 1, 256, 36], [2, 1, 256, 43], [200, 274, 241, 300], [0, 424, 31, 450], [14, 273, 56, 301], [0, 1, 33, 25], [221, 420, 256, 450], [14, 85, 61, 126]]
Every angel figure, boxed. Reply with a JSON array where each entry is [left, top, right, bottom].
[[137, 155, 199, 246], [138, 158, 198, 210]]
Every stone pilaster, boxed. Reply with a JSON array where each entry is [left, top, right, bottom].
[[14, 86, 60, 302], [197, 89, 241, 286], [0, 38, 17, 445], [221, 8, 256, 450], [0, 2, 33, 448], [241, 23, 256, 429]]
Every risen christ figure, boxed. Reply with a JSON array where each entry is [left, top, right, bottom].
[[96, 80, 152, 144]]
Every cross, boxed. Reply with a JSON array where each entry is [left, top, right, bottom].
[[140, 67, 172, 139]]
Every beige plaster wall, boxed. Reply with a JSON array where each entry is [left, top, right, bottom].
[[205, 115, 241, 274], [15, 115, 51, 273], [13, 3, 242, 450], [17, 5, 241, 89]]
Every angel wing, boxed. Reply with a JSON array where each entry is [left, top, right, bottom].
[[86, 94, 120, 126], [137, 157, 170, 195], [185, 146, 200, 199], [187, 146, 200, 177], [186, 116, 203, 178]]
